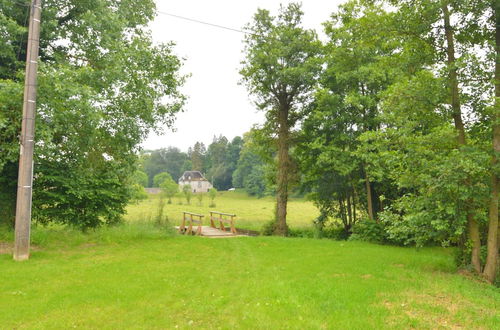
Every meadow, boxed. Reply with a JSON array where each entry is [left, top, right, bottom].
[[0, 222, 498, 329], [0, 193, 499, 329], [125, 190, 320, 231]]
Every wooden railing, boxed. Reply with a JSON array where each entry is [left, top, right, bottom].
[[209, 211, 237, 234], [179, 212, 204, 235]]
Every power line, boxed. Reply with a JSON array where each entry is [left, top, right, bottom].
[[7, 3, 256, 36], [156, 10, 255, 36]]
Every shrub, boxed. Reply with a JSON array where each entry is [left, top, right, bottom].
[[208, 188, 217, 207], [349, 219, 388, 244]]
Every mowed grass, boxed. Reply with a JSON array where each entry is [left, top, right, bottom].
[[125, 190, 319, 231], [0, 223, 499, 329]]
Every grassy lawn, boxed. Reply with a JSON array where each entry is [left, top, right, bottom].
[[0, 223, 499, 329], [125, 190, 320, 231]]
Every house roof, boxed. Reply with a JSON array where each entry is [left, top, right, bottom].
[[179, 171, 207, 182]]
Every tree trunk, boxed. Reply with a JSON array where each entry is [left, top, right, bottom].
[[346, 193, 353, 228], [467, 213, 482, 272], [483, 1, 500, 283], [443, 2, 481, 273], [275, 104, 290, 236], [365, 171, 375, 221]]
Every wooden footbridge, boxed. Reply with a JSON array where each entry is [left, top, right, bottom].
[[176, 211, 256, 238]]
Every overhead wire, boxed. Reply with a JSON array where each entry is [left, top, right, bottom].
[[156, 10, 256, 36]]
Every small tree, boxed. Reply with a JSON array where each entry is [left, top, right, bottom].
[[153, 172, 173, 187], [208, 188, 217, 207], [160, 177, 178, 204], [132, 170, 149, 187], [130, 183, 148, 203], [196, 192, 204, 206], [182, 184, 192, 205]]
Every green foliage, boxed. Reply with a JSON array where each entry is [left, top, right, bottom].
[[32, 161, 129, 229], [153, 172, 173, 188], [350, 220, 388, 244], [208, 187, 217, 207], [154, 196, 169, 228], [142, 147, 189, 186], [188, 141, 206, 172], [205, 135, 243, 190], [129, 183, 148, 203], [182, 184, 192, 205], [132, 170, 149, 187], [160, 176, 178, 204], [0, 0, 185, 228], [232, 132, 267, 197]]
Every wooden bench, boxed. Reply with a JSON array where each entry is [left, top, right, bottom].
[[209, 211, 237, 235], [179, 212, 204, 235]]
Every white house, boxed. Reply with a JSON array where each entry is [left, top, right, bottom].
[[178, 171, 213, 193]]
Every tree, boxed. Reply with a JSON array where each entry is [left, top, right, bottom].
[[153, 172, 173, 188], [205, 135, 231, 190], [240, 3, 322, 235], [188, 142, 206, 172], [208, 188, 218, 207], [483, 0, 500, 284], [0, 0, 185, 228], [380, 0, 496, 280], [143, 147, 189, 186], [182, 185, 192, 205], [160, 176, 178, 204], [130, 184, 148, 203], [132, 170, 149, 187], [233, 132, 267, 197]]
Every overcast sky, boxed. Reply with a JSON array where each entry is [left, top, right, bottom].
[[143, 0, 346, 152]]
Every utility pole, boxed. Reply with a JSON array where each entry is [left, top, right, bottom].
[[14, 0, 42, 261]]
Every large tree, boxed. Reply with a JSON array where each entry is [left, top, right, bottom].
[[298, 1, 401, 233], [240, 3, 322, 235], [0, 0, 185, 228]]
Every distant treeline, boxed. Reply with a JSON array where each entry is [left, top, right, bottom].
[[137, 133, 269, 197]]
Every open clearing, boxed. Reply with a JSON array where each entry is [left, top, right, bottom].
[[125, 190, 320, 231], [0, 224, 498, 329]]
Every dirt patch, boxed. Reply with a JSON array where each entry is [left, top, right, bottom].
[[361, 274, 373, 279]]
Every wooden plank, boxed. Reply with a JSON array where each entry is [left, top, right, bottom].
[[210, 211, 236, 217]]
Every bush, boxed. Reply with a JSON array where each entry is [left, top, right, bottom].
[[288, 227, 315, 238], [260, 220, 275, 236], [322, 226, 351, 240], [349, 219, 388, 244]]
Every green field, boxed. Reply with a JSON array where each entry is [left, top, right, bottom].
[[0, 223, 498, 329], [125, 190, 320, 231], [1, 193, 499, 328]]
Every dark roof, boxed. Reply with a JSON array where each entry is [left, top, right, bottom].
[[180, 171, 207, 181]]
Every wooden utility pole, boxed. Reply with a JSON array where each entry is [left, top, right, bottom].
[[13, 0, 42, 261]]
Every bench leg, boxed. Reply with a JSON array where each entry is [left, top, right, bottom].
[[230, 221, 237, 235], [196, 224, 202, 236]]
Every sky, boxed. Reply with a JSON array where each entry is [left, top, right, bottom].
[[143, 0, 346, 152]]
